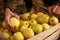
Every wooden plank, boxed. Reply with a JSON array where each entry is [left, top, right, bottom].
[[27, 23, 60, 40], [45, 29, 60, 40]]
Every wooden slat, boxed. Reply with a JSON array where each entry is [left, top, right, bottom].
[[45, 29, 60, 40], [27, 23, 60, 40]]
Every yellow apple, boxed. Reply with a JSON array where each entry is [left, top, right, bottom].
[[29, 19, 37, 26], [30, 13, 38, 19], [22, 28, 34, 39], [49, 16, 59, 25], [22, 13, 30, 20], [31, 24, 43, 34], [13, 32, 24, 40], [42, 23, 50, 31], [37, 12, 44, 17], [38, 14, 49, 24], [20, 20, 29, 27], [10, 17, 20, 30], [20, 26, 28, 32]]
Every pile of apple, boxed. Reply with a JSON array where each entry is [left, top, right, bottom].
[[1, 12, 59, 40]]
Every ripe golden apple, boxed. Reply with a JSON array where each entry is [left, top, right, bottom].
[[37, 12, 44, 17], [31, 24, 43, 34], [30, 13, 38, 19], [20, 26, 28, 33], [10, 17, 20, 30], [22, 13, 30, 20], [38, 14, 49, 24], [13, 32, 24, 40], [29, 19, 37, 26], [49, 16, 59, 25], [20, 20, 29, 27], [22, 28, 34, 39], [42, 23, 50, 31]]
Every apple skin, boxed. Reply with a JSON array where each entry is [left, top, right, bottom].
[[37, 12, 44, 17], [2, 17, 20, 31], [38, 14, 49, 24], [49, 16, 59, 25], [10, 17, 20, 30], [22, 13, 30, 20], [29, 19, 37, 26], [13, 32, 24, 40], [20, 26, 28, 33], [22, 28, 34, 39], [20, 20, 29, 27], [30, 13, 38, 20], [31, 24, 43, 34], [42, 23, 50, 31]]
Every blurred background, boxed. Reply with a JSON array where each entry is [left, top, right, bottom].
[[0, 0, 43, 21]]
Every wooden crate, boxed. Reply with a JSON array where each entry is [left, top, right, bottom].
[[27, 23, 60, 40]]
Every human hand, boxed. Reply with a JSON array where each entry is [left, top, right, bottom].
[[48, 5, 60, 15], [5, 8, 19, 31]]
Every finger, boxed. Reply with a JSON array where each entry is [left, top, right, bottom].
[[12, 13, 20, 19], [48, 7, 52, 14], [52, 6, 58, 14], [9, 10, 20, 19], [7, 26, 15, 32], [14, 14, 20, 19], [7, 19, 14, 28], [56, 7, 60, 14]]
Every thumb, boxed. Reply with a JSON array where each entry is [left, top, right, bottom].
[[11, 12, 20, 19]]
